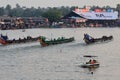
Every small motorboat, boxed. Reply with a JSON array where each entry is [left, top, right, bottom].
[[81, 55, 100, 68]]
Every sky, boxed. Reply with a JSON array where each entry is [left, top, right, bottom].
[[0, 0, 120, 8]]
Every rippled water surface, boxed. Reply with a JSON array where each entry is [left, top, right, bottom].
[[0, 28, 120, 80]]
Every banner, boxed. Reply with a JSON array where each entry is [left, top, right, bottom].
[[75, 11, 118, 20]]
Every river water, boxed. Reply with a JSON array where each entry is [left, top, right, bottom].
[[0, 28, 120, 80]]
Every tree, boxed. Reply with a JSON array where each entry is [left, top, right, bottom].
[[10, 4, 24, 17], [116, 4, 120, 16], [42, 9, 62, 24], [5, 4, 11, 16], [0, 7, 4, 16]]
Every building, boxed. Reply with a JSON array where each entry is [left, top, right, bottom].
[[0, 16, 50, 30], [62, 7, 119, 27]]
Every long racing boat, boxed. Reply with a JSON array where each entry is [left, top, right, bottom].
[[83, 34, 113, 44], [38, 36, 75, 47], [0, 34, 40, 45]]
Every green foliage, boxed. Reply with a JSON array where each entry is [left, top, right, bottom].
[[0, 7, 4, 16], [0, 4, 120, 18], [42, 9, 62, 23], [116, 4, 120, 16]]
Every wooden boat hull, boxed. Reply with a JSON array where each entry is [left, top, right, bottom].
[[84, 35, 113, 44], [39, 37, 75, 47]]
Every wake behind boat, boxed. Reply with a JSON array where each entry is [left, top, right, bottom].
[[0, 34, 40, 45], [83, 33, 113, 44], [38, 36, 75, 47]]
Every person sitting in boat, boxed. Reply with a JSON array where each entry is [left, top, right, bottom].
[[91, 59, 98, 64], [57, 37, 61, 40], [61, 37, 65, 40], [18, 38, 22, 42], [54, 38, 56, 41], [12, 38, 16, 43], [86, 59, 97, 64], [91, 60, 95, 64], [27, 36, 32, 40], [84, 33, 94, 42]]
